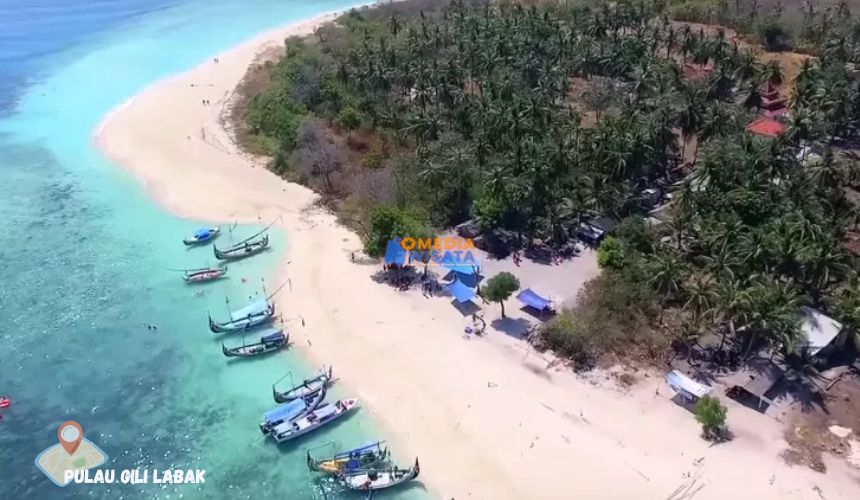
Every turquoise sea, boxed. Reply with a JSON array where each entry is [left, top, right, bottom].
[[0, 1, 423, 498]]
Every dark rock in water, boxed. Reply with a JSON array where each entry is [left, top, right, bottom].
[[455, 220, 481, 239]]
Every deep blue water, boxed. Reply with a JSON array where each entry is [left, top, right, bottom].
[[0, 1, 423, 498]]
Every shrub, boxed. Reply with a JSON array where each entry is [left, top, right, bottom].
[[363, 151, 383, 169], [757, 19, 790, 52], [597, 236, 625, 269], [364, 205, 432, 258], [337, 106, 362, 135], [695, 396, 728, 441]]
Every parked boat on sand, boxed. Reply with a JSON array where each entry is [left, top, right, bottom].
[[222, 328, 288, 357], [340, 458, 420, 493], [208, 298, 275, 333], [259, 388, 326, 435], [214, 234, 269, 260], [307, 441, 390, 476], [271, 398, 359, 444], [273, 366, 333, 403]]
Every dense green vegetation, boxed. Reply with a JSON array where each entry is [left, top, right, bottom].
[[241, 0, 860, 368], [667, 0, 860, 53]]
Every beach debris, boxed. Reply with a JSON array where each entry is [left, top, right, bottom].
[[828, 425, 852, 438], [540, 403, 555, 412], [487, 382, 497, 388], [812, 485, 826, 499], [769, 474, 775, 485]]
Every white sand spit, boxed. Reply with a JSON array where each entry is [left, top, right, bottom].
[[95, 8, 860, 499]]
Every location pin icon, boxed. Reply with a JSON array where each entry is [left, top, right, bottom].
[[58, 421, 83, 455]]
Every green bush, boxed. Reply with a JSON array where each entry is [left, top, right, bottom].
[[337, 106, 362, 133], [695, 395, 728, 441], [363, 152, 384, 169], [757, 19, 790, 52], [364, 205, 432, 258], [597, 236, 625, 269]]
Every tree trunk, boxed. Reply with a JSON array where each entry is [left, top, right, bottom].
[[500, 300, 506, 318]]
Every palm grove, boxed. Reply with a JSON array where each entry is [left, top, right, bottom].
[[241, 0, 860, 368]]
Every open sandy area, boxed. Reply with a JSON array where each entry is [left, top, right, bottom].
[[95, 7, 859, 499]]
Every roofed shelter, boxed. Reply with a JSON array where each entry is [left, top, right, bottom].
[[723, 359, 785, 412], [799, 306, 843, 357], [665, 370, 712, 407]]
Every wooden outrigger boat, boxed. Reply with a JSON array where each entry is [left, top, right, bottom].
[[222, 328, 288, 357], [259, 387, 326, 435], [307, 441, 390, 476], [182, 265, 227, 283], [183, 227, 220, 246], [273, 366, 333, 403], [340, 458, 420, 495], [271, 398, 359, 444], [214, 234, 269, 260], [208, 298, 275, 333], [213, 218, 278, 261]]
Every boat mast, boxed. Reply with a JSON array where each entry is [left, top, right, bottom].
[[234, 216, 280, 246]]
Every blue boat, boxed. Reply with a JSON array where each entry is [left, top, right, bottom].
[[259, 387, 325, 435], [208, 298, 275, 334], [183, 227, 220, 245]]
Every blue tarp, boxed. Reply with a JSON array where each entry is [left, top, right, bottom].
[[517, 288, 552, 311], [263, 398, 307, 425], [383, 239, 407, 266], [194, 228, 211, 239], [440, 253, 480, 276], [448, 279, 477, 303], [230, 299, 270, 321]]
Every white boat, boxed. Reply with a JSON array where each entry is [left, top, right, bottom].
[[341, 458, 420, 493], [271, 398, 359, 443]]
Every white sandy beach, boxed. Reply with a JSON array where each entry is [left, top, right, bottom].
[[95, 7, 860, 499]]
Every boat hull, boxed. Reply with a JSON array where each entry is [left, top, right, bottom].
[[222, 333, 288, 357], [214, 235, 269, 261], [273, 366, 333, 403], [273, 398, 359, 444], [208, 304, 276, 333], [183, 267, 227, 283]]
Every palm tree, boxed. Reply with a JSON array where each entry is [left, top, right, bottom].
[[649, 251, 686, 325], [758, 60, 783, 92], [683, 274, 719, 328]]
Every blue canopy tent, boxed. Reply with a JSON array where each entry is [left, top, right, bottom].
[[440, 253, 480, 276], [447, 279, 477, 303], [383, 239, 408, 267], [516, 288, 553, 312]]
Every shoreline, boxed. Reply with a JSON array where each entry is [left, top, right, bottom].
[[94, 6, 860, 500]]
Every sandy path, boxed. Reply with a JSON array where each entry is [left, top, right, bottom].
[[95, 9, 859, 500]]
